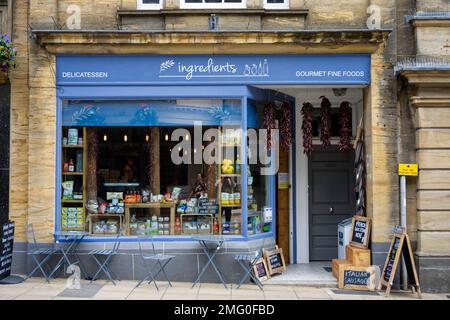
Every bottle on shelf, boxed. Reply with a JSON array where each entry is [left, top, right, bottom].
[[68, 159, 75, 172], [213, 217, 219, 234], [175, 217, 181, 235]]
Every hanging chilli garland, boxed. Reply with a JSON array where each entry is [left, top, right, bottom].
[[280, 101, 292, 151], [338, 101, 352, 152], [301, 102, 314, 156], [319, 96, 332, 149], [263, 102, 276, 150]]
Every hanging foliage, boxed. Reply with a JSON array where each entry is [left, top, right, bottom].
[[301, 102, 314, 156], [338, 101, 352, 152], [86, 128, 98, 201], [319, 96, 332, 149], [0, 34, 16, 74], [263, 102, 276, 150], [280, 102, 292, 151]]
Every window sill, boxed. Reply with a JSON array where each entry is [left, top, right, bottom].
[[55, 232, 274, 242], [117, 8, 309, 17]]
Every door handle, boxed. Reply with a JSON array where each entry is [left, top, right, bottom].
[[329, 206, 334, 214]]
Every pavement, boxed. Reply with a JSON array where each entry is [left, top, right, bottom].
[[0, 277, 449, 300]]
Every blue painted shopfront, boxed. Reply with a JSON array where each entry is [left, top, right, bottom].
[[55, 54, 371, 243]]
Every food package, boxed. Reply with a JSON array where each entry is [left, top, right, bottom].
[[68, 128, 78, 145], [221, 192, 229, 205], [106, 220, 119, 234], [233, 192, 241, 205], [62, 181, 74, 200]]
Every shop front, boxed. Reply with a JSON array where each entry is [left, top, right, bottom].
[[48, 53, 371, 281]]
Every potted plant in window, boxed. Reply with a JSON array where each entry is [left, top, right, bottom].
[[0, 33, 16, 82]]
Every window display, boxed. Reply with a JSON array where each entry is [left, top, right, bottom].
[[59, 99, 274, 237]]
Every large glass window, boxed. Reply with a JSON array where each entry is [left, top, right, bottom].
[[59, 99, 273, 237]]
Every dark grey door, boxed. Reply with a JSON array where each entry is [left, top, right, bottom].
[[308, 147, 355, 261]]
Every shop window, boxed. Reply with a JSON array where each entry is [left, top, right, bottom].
[[264, 0, 289, 10], [137, 0, 163, 10], [180, 0, 246, 10], [59, 99, 274, 238]]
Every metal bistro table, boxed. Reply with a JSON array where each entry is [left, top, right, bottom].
[[192, 234, 228, 289], [47, 230, 89, 280]]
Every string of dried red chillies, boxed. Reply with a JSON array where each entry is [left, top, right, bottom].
[[301, 102, 314, 156], [263, 102, 276, 150], [319, 96, 332, 149], [280, 102, 292, 151], [338, 101, 352, 152]]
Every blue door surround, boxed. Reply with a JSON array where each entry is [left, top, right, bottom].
[[55, 54, 371, 244]]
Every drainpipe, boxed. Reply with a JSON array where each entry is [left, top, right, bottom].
[[400, 175, 408, 290], [7, 0, 12, 36]]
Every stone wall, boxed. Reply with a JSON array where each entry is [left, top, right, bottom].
[[402, 71, 450, 292], [9, 0, 420, 288]]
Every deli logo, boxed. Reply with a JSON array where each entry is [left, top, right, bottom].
[[158, 58, 269, 80]]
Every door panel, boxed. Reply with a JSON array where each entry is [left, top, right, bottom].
[[309, 146, 355, 261]]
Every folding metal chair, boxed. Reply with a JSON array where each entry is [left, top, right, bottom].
[[234, 239, 266, 290], [135, 235, 175, 291], [25, 224, 57, 282], [89, 232, 122, 285]]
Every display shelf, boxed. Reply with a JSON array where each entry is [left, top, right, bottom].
[[63, 144, 84, 148], [124, 202, 176, 236], [61, 127, 87, 232], [217, 126, 243, 235], [89, 214, 123, 236], [180, 213, 213, 235], [61, 199, 84, 204]]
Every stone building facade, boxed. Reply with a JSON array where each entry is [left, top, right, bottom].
[[2, 0, 449, 292]]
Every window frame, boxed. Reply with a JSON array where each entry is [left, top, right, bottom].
[[179, 0, 247, 10], [263, 0, 289, 10], [136, 0, 163, 10]]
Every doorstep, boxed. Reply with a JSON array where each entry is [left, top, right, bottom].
[[265, 262, 338, 287]]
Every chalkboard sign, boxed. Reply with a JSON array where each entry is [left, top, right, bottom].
[[252, 258, 269, 282], [0, 221, 15, 280], [198, 199, 219, 215], [350, 216, 371, 249], [263, 246, 286, 275], [380, 229, 421, 298], [339, 266, 376, 291]]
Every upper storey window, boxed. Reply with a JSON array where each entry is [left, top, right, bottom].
[[180, 0, 246, 9], [264, 0, 289, 9], [137, 0, 163, 10]]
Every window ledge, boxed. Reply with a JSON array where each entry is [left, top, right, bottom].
[[117, 8, 309, 17]]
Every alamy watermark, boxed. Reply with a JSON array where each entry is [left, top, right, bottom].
[[170, 122, 279, 175]]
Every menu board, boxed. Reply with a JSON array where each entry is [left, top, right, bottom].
[[0, 221, 15, 280], [383, 236, 401, 282], [339, 266, 376, 291], [380, 229, 421, 297], [198, 198, 219, 215], [263, 246, 286, 275], [252, 258, 269, 282], [350, 216, 371, 249]]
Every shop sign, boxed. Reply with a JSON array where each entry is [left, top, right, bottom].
[[398, 163, 418, 176], [57, 54, 371, 86], [0, 221, 14, 280]]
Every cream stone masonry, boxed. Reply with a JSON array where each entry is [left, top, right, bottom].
[[13, 1, 397, 248], [9, 0, 30, 242], [402, 70, 450, 257]]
